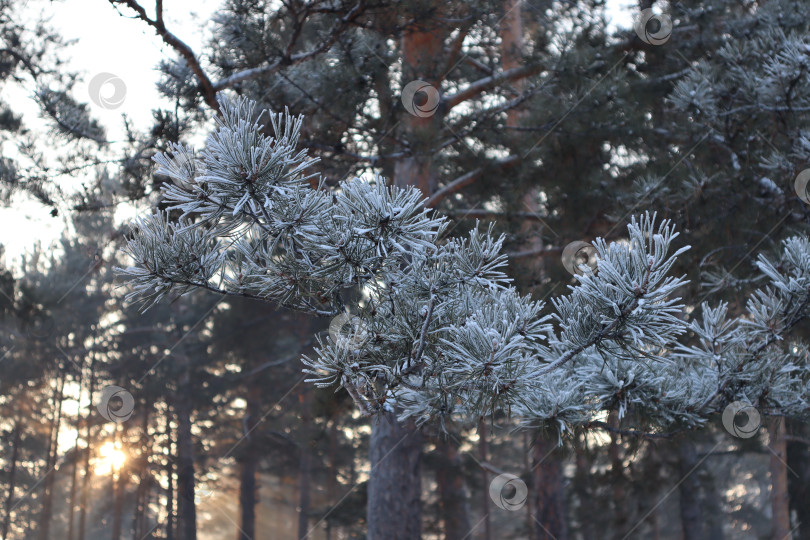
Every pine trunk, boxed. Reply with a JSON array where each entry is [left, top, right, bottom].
[[77, 441, 92, 540], [175, 350, 197, 540], [702, 466, 725, 540], [236, 448, 257, 540], [573, 434, 596, 540], [479, 421, 492, 540], [768, 417, 791, 540], [166, 408, 175, 540], [111, 467, 125, 540], [132, 408, 151, 540], [524, 431, 533, 536], [651, 506, 661, 540], [608, 413, 627, 540], [237, 384, 260, 540], [435, 436, 471, 540], [367, 13, 447, 539], [326, 419, 338, 540], [1, 418, 21, 540], [67, 365, 86, 540], [787, 419, 810, 540], [132, 474, 143, 540], [677, 437, 704, 540], [367, 412, 422, 540], [38, 373, 65, 540], [531, 430, 568, 540], [78, 353, 97, 540], [394, 16, 444, 197], [297, 387, 313, 539], [111, 425, 128, 540]]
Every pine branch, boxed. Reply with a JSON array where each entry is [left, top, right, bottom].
[[118, 94, 810, 434], [108, 0, 219, 110], [211, 2, 365, 92]]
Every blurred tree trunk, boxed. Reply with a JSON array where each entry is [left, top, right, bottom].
[[608, 412, 627, 540], [78, 353, 97, 540], [67, 365, 86, 540], [67, 444, 79, 540], [677, 437, 703, 540], [1, 417, 21, 540], [236, 447, 257, 540], [132, 408, 151, 540], [768, 417, 791, 540], [132, 474, 144, 539], [111, 425, 127, 540], [237, 384, 260, 540], [171, 300, 197, 540], [501, 3, 569, 533], [393, 4, 446, 197], [298, 387, 313, 539], [702, 466, 725, 540], [326, 418, 338, 540], [479, 421, 491, 540], [393, 22, 443, 197], [38, 372, 65, 540], [524, 431, 533, 536], [23, 509, 34, 539], [435, 435, 471, 539], [501, 0, 523, 125], [502, 0, 539, 266], [651, 506, 661, 540], [573, 434, 596, 540], [531, 430, 568, 540], [367, 412, 422, 540], [326, 420, 340, 540], [787, 420, 810, 540], [367, 12, 446, 539], [166, 408, 175, 540], [174, 348, 197, 540]]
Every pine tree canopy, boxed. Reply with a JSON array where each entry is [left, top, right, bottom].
[[117, 93, 810, 437]]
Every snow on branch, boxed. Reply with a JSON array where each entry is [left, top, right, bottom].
[[118, 94, 810, 435]]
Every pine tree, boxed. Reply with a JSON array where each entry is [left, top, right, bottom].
[[118, 94, 810, 536], [66, 0, 810, 536], [0, 0, 114, 210]]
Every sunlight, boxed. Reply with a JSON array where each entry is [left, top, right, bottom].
[[57, 427, 79, 455], [95, 441, 127, 475]]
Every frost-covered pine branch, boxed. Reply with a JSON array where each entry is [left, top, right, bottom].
[[118, 94, 809, 434], [679, 237, 810, 420], [514, 233, 810, 435], [119, 95, 446, 316]]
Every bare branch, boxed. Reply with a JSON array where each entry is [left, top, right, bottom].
[[108, 0, 219, 111], [442, 64, 544, 110], [411, 290, 436, 368], [426, 155, 519, 207], [464, 56, 493, 75]]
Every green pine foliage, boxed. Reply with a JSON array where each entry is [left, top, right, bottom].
[[118, 95, 810, 435]]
